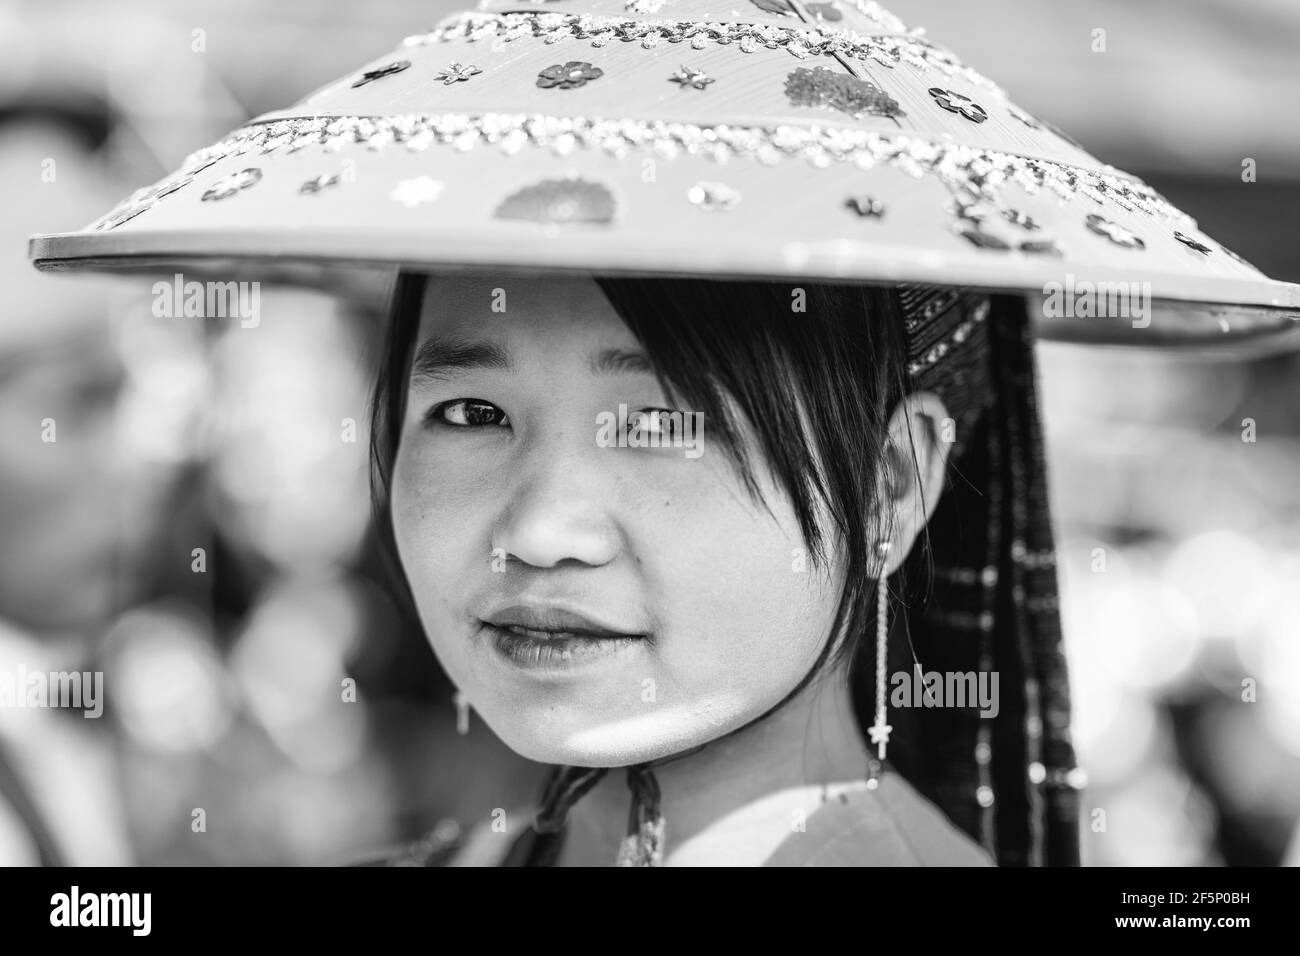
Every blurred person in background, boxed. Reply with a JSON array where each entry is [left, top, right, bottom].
[[0, 95, 145, 864]]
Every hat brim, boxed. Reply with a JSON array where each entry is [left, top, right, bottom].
[[26, 6, 1300, 349]]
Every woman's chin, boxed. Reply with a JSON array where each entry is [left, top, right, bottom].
[[478, 701, 739, 768]]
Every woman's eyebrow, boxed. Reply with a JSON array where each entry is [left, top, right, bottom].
[[408, 339, 654, 387], [590, 348, 654, 376], [409, 336, 511, 387]]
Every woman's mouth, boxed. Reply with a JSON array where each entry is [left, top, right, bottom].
[[481, 605, 646, 670]]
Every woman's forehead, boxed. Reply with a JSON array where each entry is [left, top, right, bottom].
[[415, 273, 634, 347]]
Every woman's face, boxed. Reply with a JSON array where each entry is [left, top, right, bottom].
[[391, 274, 844, 767]]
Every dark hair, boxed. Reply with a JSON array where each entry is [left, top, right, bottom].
[[369, 270, 928, 732]]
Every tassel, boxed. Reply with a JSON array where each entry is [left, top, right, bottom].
[[505, 765, 608, 866], [615, 763, 666, 866]]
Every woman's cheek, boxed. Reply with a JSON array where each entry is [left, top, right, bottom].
[[644, 469, 836, 704], [391, 439, 495, 607], [397, 432, 504, 525]]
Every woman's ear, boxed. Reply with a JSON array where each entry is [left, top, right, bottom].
[[874, 391, 953, 576]]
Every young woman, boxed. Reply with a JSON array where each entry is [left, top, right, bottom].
[[29, 0, 1297, 866], [369, 271, 1078, 866]]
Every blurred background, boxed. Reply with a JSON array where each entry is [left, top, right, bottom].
[[0, 0, 1297, 866]]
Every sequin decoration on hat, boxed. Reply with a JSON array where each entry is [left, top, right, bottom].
[[300, 173, 341, 195], [1018, 239, 1062, 256], [1086, 213, 1146, 249], [201, 168, 262, 202], [1003, 208, 1040, 231], [929, 87, 988, 123], [433, 62, 483, 85], [410, 13, 1003, 92], [959, 228, 1011, 250], [494, 177, 617, 224], [536, 61, 604, 89], [91, 203, 149, 231], [1174, 230, 1213, 254], [29, 0, 1300, 345], [352, 60, 410, 88], [688, 181, 741, 211], [785, 66, 904, 119], [668, 65, 715, 90], [846, 195, 886, 217]]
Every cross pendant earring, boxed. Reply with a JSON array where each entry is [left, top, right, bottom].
[[872, 540, 893, 762]]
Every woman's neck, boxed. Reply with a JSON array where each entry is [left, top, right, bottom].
[[554, 665, 872, 866]]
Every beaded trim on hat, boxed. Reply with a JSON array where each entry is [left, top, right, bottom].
[[405, 11, 1003, 92], [98, 114, 1191, 234]]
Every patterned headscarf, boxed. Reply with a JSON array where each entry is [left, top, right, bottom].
[[398, 284, 1083, 868], [881, 284, 1082, 867]]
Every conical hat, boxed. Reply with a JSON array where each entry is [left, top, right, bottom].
[[27, 0, 1300, 345]]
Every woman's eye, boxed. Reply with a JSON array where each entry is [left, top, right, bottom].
[[630, 408, 681, 440], [428, 399, 510, 428]]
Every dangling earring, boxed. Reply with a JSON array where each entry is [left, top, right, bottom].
[[453, 689, 471, 736], [867, 540, 892, 789]]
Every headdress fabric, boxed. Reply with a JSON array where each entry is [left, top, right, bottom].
[[486, 284, 1082, 868]]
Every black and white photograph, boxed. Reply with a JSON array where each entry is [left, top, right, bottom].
[[2, 0, 1298, 923]]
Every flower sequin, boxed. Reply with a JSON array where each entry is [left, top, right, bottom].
[[434, 62, 483, 85], [494, 177, 616, 224], [1086, 213, 1145, 249], [1018, 239, 1062, 256], [668, 66, 715, 90], [959, 228, 1060, 256], [1174, 231, 1212, 254], [1003, 208, 1040, 231], [299, 173, 341, 195], [201, 168, 262, 202], [845, 195, 885, 217], [929, 88, 988, 123], [688, 181, 741, 211], [537, 61, 604, 89], [959, 228, 1010, 250], [352, 60, 411, 88]]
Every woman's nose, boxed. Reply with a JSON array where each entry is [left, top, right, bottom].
[[491, 441, 622, 570]]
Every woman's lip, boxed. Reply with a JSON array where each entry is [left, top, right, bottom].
[[483, 624, 643, 670], [481, 604, 644, 639], [495, 623, 633, 642]]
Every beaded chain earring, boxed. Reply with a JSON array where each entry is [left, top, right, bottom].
[[867, 538, 892, 790]]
